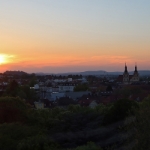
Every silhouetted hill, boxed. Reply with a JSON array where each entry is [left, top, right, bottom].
[[3, 71, 28, 76], [132, 70, 150, 76], [53, 70, 108, 76], [29, 70, 150, 76]]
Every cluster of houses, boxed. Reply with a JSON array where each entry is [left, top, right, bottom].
[[31, 75, 113, 109], [33, 65, 149, 109], [32, 77, 93, 108], [0, 67, 150, 109]]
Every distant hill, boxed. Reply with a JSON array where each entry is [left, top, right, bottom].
[[134, 70, 150, 76], [34, 70, 150, 76], [55, 70, 150, 76], [58, 70, 108, 76], [3, 71, 28, 76]]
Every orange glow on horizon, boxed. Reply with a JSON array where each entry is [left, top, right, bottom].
[[0, 54, 15, 65], [0, 55, 6, 64]]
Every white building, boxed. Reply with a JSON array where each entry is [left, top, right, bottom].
[[34, 84, 40, 90], [58, 83, 75, 92]]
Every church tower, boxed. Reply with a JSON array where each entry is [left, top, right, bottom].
[[131, 64, 139, 82], [123, 63, 129, 84]]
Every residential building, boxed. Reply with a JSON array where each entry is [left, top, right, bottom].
[[58, 82, 75, 92], [65, 91, 91, 100]]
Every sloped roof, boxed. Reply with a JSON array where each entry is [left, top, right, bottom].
[[65, 91, 91, 100]]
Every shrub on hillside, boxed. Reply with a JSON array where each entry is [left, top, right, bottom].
[[17, 134, 60, 150], [71, 142, 102, 150], [0, 97, 29, 123], [0, 123, 41, 150], [132, 97, 150, 149], [103, 99, 139, 125]]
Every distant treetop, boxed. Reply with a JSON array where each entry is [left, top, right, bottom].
[[3, 71, 28, 76]]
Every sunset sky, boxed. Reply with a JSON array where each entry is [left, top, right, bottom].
[[0, 0, 150, 73]]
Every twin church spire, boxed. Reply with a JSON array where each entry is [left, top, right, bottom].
[[124, 63, 138, 73], [125, 63, 128, 73], [123, 63, 139, 84]]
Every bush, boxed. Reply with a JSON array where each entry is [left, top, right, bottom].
[[0, 123, 41, 150], [17, 134, 60, 150], [103, 99, 139, 125], [0, 97, 29, 123], [72, 142, 102, 150], [132, 97, 150, 149]]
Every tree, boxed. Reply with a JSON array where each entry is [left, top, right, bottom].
[[20, 85, 38, 102], [0, 97, 29, 123], [0, 120, 59, 150], [74, 83, 88, 91], [17, 134, 60, 150], [103, 99, 139, 125], [5, 80, 19, 97], [132, 97, 150, 149], [73, 142, 102, 150]]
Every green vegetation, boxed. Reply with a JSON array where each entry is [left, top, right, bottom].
[[0, 96, 149, 149], [3, 80, 38, 103], [131, 97, 150, 150], [0, 97, 28, 123], [103, 99, 139, 125], [71, 142, 102, 150], [114, 85, 145, 99], [74, 83, 89, 91]]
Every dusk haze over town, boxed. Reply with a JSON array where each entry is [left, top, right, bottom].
[[1, 1, 150, 150], [1, 0, 150, 73]]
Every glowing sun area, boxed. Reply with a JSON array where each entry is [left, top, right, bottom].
[[0, 55, 7, 64]]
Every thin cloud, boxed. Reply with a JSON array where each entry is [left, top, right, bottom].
[[91, 55, 133, 64]]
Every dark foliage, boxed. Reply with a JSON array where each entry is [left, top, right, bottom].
[[0, 97, 29, 123], [57, 97, 77, 106], [0, 123, 59, 150], [0, 96, 143, 150], [103, 99, 139, 125], [74, 83, 89, 91], [106, 85, 113, 92]]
